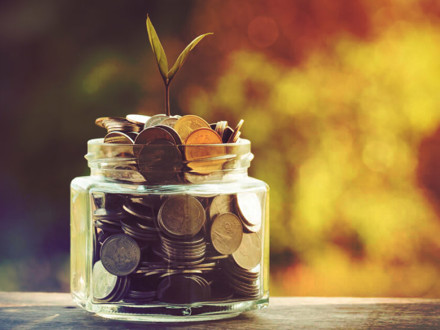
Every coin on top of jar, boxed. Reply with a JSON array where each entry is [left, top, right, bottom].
[[134, 126, 177, 145], [173, 115, 210, 143], [145, 114, 169, 128], [184, 128, 225, 174], [227, 119, 244, 143], [104, 131, 136, 144], [126, 114, 151, 126]]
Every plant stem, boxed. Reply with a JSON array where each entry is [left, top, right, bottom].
[[165, 81, 170, 116]]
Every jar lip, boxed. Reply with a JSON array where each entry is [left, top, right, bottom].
[[87, 138, 251, 147], [85, 137, 253, 184]]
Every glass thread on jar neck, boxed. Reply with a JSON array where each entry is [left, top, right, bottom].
[[85, 138, 254, 184]]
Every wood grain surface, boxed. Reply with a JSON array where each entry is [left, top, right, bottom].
[[1, 292, 440, 329]]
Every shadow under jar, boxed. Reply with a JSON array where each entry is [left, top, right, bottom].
[[70, 138, 269, 322]]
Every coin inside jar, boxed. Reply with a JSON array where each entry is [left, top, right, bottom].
[[232, 232, 261, 270], [100, 233, 141, 276], [92, 260, 118, 301], [210, 213, 243, 255], [158, 195, 206, 237], [209, 195, 233, 221], [235, 192, 262, 228]]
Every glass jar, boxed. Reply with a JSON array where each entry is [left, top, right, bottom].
[[70, 138, 269, 322]]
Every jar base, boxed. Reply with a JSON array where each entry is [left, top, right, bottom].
[[82, 296, 269, 322]]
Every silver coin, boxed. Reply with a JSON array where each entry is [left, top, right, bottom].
[[158, 195, 206, 237], [126, 114, 151, 125], [100, 234, 141, 276], [145, 114, 168, 128], [235, 192, 262, 228], [92, 260, 118, 300]]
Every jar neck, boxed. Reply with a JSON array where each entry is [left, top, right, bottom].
[[86, 138, 253, 184]]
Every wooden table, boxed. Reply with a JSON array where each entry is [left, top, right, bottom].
[[1, 292, 439, 329]]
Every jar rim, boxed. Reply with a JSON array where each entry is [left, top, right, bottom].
[[87, 138, 251, 147], [85, 138, 253, 184]]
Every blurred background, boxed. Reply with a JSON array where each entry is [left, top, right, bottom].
[[1, 0, 440, 296]]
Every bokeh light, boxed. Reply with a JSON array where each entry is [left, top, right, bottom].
[[1, 0, 440, 297]]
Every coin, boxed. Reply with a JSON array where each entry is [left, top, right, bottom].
[[235, 192, 262, 228], [123, 199, 156, 221], [134, 127, 176, 145], [222, 126, 234, 143], [209, 195, 233, 221], [210, 213, 243, 255], [227, 119, 244, 143], [126, 114, 151, 125], [96, 117, 141, 133], [100, 233, 141, 276], [145, 114, 168, 128], [137, 140, 182, 183], [121, 218, 159, 242], [174, 115, 210, 142], [184, 128, 225, 174], [232, 233, 261, 270], [160, 117, 179, 128], [215, 121, 227, 138], [92, 260, 118, 301], [157, 274, 209, 303], [155, 125, 182, 145], [104, 132, 135, 144], [158, 195, 206, 237]]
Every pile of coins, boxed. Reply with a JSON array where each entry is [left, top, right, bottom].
[[95, 114, 244, 183], [91, 190, 264, 305]]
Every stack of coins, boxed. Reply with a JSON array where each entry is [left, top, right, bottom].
[[96, 117, 144, 144], [94, 114, 245, 183], [91, 190, 264, 304]]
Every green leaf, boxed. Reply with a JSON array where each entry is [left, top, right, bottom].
[[168, 32, 213, 80], [146, 15, 169, 81]]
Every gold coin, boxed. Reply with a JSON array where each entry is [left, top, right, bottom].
[[210, 213, 243, 255], [184, 128, 225, 174], [232, 233, 261, 270], [174, 115, 210, 143]]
